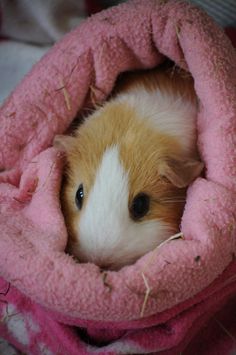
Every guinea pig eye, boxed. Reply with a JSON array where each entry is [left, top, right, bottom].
[[130, 193, 150, 221], [75, 184, 84, 210]]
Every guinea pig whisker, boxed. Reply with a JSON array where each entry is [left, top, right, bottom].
[[158, 198, 186, 204], [159, 196, 186, 201], [161, 202, 185, 205], [161, 198, 186, 201]]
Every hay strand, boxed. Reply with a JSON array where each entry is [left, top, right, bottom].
[[140, 232, 184, 316], [142, 231, 184, 273], [140, 272, 151, 317], [58, 78, 71, 111], [214, 318, 236, 344]]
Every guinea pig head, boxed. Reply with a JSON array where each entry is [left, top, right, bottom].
[[55, 103, 203, 270]]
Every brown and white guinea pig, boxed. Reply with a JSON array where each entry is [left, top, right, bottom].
[[55, 63, 204, 270]]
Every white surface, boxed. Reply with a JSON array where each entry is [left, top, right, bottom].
[[1, 0, 85, 44], [0, 41, 50, 105], [191, 0, 236, 27]]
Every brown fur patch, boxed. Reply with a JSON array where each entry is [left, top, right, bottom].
[[114, 61, 196, 104]]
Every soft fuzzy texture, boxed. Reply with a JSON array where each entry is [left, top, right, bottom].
[[0, 0, 236, 353]]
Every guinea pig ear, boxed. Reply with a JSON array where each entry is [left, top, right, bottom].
[[53, 134, 76, 152], [159, 157, 204, 188]]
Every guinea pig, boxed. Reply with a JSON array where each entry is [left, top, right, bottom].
[[55, 64, 204, 270]]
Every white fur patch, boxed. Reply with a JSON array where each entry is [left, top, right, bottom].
[[78, 146, 129, 266], [78, 146, 174, 269], [116, 87, 197, 153]]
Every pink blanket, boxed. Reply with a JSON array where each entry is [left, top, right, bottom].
[[1, 0, 236, 353]]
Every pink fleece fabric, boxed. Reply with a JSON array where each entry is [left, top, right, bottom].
[[0, 0, 236, 353]]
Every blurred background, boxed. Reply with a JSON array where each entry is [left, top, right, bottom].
[[0, 0, 235, 104]]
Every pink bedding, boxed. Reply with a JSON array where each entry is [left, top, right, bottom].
[[0, 0, 236, 353]]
